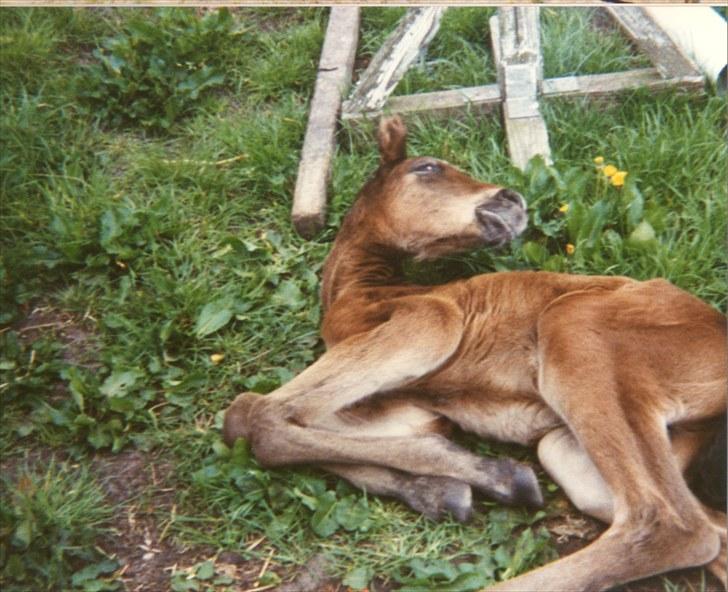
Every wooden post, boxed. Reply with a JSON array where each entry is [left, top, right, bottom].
[[492, 7, 551, 170], [343, 7, 445, 116], [292, 7, 359, 239]]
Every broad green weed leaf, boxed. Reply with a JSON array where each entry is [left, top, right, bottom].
[[628, 220, 656, 246], [193, 464, 221, 485], [625, 185, 644, 228], [230, 437, 251, 466], [100, 370, 141, 398], [212, 440, 230, 459], [62, 366, 88, 412], [170, 575, 199, 591], [343, 566, 373, 590], [195, 560, 215, 581], [108, 396, 136, 414], [273, 279, 306, 310], [408, 558, 459, 581], [71, 559, 119, 586], [12, 519, 33, 549], [522, 241, 549, 266], [100, 209, 121, 249], [88, 427, 113, 449], [311, 491, 338, 537], [334, 496, 371, 532], [195, 299, 234, 337]]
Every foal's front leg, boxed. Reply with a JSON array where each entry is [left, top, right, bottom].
[[224, 295, 542, 507]]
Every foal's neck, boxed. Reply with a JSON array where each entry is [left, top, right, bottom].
[[320, 231, 405, 312]]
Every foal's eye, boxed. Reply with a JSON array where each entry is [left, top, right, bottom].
[[411, 161, 443, 175]]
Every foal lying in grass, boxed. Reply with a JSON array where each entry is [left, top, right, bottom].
[[224, 116, 726, 591]]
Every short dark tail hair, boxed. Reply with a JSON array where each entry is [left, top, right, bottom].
[[687, 417, 726, 511]]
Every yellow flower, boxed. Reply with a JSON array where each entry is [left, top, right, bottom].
[[610, 171, 628, 187], [593, 156, 604, 165], [603, 164, 617, 178], [559, 203, 570, 213], [210, 353, 225, 365], [566, 243, 575, 255]]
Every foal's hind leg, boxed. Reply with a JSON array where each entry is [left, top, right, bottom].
[[322, 464, 473, 522], [536, 424, 720, 522], [488, 293, 723, 591], [538, 426, 727, 587]]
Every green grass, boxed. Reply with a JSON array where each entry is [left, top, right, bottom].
[[1, 7, 725, 592], [1, 459, 118, 591]]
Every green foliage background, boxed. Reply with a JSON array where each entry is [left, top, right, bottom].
[[0, 7, 725, 592]]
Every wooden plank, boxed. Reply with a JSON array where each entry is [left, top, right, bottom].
[[292, 7, 360, 239], [343, 7, 445, 115], [342, 83, 502, 121], [607, 6, 701, 79], [342, 68, 703, 122], [494, 7, 551, 170], [542, 68, 703, 97]]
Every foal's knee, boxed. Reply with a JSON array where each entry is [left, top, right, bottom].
[[223, 391, 264, 445]]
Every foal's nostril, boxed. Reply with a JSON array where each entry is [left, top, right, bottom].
[[496, 189, 525, 207]]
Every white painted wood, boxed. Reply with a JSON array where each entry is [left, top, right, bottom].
[[643, 7, 727, 85], [607, 6, 701, 80], [292, 7, 360, 238], [343, 7, 445, 115]]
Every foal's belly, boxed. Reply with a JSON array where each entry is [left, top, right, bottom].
[[426, 394, 562, 446]]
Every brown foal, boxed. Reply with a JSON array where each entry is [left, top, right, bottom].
[[224, 116, 726, 591]]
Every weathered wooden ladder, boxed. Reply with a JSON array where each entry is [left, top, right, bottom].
[[292, 6, 703, 238]]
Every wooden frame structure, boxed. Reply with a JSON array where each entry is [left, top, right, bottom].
[[292, 6, 703, 238]]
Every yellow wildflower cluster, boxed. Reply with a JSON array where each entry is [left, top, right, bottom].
[[593, 156, 628, 187]]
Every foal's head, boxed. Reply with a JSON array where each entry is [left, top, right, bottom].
[[347, 116, 528, 260]]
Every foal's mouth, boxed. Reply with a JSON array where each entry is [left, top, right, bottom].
[[475, 189, 528, 247]]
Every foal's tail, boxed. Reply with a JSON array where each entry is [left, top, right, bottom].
[[687, 417, 727, 511]]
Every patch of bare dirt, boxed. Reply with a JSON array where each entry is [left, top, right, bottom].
[[93, 448, 300, 592], [14, 305, 101, 369]]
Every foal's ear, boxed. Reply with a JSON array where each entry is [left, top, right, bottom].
[[378, 116, 407, 165]]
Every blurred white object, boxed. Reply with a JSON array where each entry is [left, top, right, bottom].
[[644, 7, 727, 89]]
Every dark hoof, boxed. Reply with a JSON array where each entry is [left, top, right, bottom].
[[511, 464, 543, 508], [442, 480, 474, 522], [406, 476, 473, 523], [477, 458, 544, 508]]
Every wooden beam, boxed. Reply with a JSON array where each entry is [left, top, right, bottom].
[[607, 6, 702, 80], [342, 68, 703, 122], [342, 7, 445, 115], [292, 7, 360, 239], [342, 83, 501, 121], [541, 68, 703, 97], [493, 7, 551, 170]]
